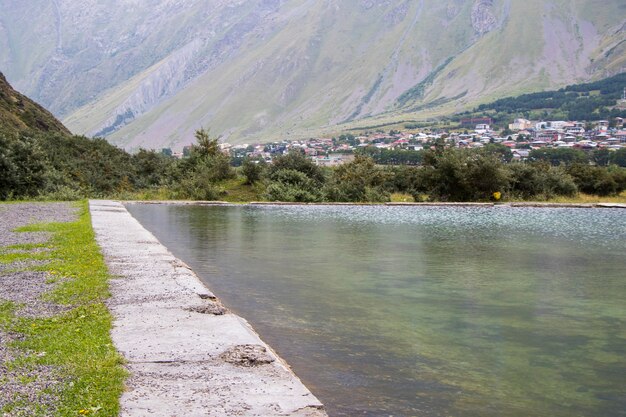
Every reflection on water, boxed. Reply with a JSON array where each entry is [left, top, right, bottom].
[[127, 205, 626, 417]]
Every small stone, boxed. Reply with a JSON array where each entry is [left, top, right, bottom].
[[220, 345, 275, 367], [185, 302, 228, 316]]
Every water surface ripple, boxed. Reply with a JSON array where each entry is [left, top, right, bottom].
[[127, 205, 626, 417]]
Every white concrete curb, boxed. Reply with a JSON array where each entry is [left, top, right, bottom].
[[90, 200, 327, 417]]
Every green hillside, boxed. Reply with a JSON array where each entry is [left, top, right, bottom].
[[0, 71, 70, 136], [460, 72, 626, 126]]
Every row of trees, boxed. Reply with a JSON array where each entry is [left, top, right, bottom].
[[2, 128, 625, 202], [0, 129, 230, 200], [529, 147, 626, 167], [464, 72, 626, 127], [243, 147, 626, 202]]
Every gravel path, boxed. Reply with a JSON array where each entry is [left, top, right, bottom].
[[0, 202, 78, 416]]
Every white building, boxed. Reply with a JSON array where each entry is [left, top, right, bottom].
[[475, 124, 491, 134], [509, 118, 533, 131]]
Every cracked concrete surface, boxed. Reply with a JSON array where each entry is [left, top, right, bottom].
[[89, 200, 327, 417]]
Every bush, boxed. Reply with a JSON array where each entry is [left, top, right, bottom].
[[172, 165, 226, 201], [269, 150, 325, 184], [383, 165, 425, 194], [0, 133, 49, 199], [529, 148, 588, 166], [540, 165, 578, 197], [610, 148, 626, 167], [325, 156, 389, 202], [38, 134, 137, 196], [132, 149, 175, 188], [507, 163, 547, 199], [419, 149, 509, 201], [265, 169, 323, 202], [241, 158, 266, 185], [566, 164, 625, 196], [507, 163, 577, 199], [463, 153, 510, 200]]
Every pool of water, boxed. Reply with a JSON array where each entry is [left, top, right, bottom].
[[126, 204, 626, 417]]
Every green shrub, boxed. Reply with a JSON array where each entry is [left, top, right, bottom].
[[507, 163, 576, 199], [541, 165, 578, 197], [0, 133, 49, 199], [265, 169, 323, 202], [610, 148, 626, 167], [269, 150, 325, 184], [241, 158, 267, 185], [529, 148, 588, 166], [419, 149, 509, 201], [567, 164, 625, 196], [325, 156, 389, 202]]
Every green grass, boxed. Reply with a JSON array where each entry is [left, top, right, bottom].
[[0, 201, 127, 416], [220, 178, 266, 203], [110, 176, 267, 203], [389, 193, 415, 203], [545, 191, 626, 204]]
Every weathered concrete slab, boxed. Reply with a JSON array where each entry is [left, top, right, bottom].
[[597, 203, 626, 209], [89, 200, 327, 417], [123, 361, 324, 417]]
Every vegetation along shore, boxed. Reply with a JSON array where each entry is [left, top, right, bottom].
[[2, 127, 625, 205]]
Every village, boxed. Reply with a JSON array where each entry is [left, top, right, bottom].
[[203, 116, 626, 166]]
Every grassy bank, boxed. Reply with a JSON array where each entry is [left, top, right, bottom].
[[0, 201, 126, 416], [544, 191, 626, 204], [109, 180, 626, 205]]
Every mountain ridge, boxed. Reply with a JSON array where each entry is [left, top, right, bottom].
[[1, 0, 625, 148]]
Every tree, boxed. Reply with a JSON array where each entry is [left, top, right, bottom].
[[192, 128, 220, 158], [592, 148, 611, 167], [269, 150, 325, 184], [529, 148, 588, 166], [610, 148, 626, 167], [241, 158, 266, 185]]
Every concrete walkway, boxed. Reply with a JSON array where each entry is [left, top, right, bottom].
[[89, 201, 327, 417]]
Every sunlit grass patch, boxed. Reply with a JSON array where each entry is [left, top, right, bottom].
[[220, 178, 266, 203], [546, 191, 626, 204], [390, 193, 415, 203]]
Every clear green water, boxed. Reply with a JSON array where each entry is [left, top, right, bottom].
[[126, 205, 626, 417]]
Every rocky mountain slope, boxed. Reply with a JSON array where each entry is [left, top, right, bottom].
[[0, 71, 70, 135], [1, 0, 625, 149]]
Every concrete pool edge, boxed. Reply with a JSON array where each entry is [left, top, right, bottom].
[[89, 200, 327, 417], [122, 200, 626, 209]]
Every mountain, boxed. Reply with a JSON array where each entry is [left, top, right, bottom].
[[1, 0, 625, 149], [0, 71, 70, 136]]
